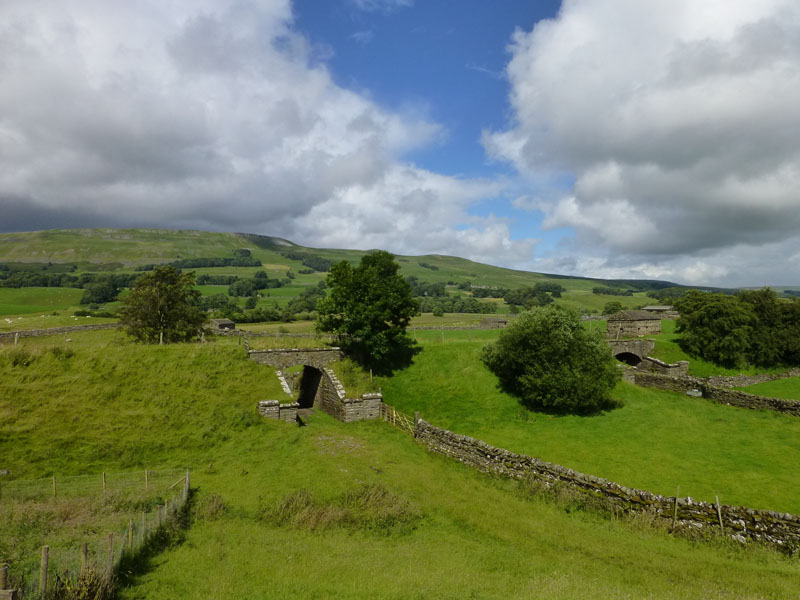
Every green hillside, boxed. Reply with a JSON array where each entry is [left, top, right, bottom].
[[3, 331, 799, 599], [0, 228, 683, 317]]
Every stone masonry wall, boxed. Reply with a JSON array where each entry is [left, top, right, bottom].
[[415, 419, 800, 551], [257, 400, 299, 422], [0, 323, 119, 339], [633, 372, 800, 417], [314, 368, 382, 422], [248, 348, 344, 370], [636, 357, 689, 376]]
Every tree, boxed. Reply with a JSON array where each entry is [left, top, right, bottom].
[[316, 251, 419, 372], [118, 266, 206, 344], [481, 305, 620, 414], [603, 301, 623, 315]]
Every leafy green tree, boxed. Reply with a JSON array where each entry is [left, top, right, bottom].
[[118, 266, 206, 344], [481, 305, 620, 414], [603, 301, 623, 315], [675, 291, 755, 368], [316, 251, 419, 372]]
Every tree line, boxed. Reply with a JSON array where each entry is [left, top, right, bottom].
[[675, 288, 800, 368]]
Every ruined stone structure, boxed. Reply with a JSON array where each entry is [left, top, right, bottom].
[[257, 400, 299, 422], [607, 310, 661, 338], [249, 347, 382, 423], [414, 419, 800, 551]]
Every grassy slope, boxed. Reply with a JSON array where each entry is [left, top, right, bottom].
[[738, 377, 800, 399], [3, 335, 798, 598], [378, 329, 800, 514]]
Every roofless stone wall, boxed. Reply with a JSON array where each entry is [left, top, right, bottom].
[[415, 419, 800, 551]]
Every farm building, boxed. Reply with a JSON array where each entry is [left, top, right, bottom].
[[641, 305, 679, 319], [480, 316, 509, 329], [606, 310, 661, 338], [210, 318, 235, 331]]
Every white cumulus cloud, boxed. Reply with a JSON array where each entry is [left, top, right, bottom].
[[488, 0, 800, 285]]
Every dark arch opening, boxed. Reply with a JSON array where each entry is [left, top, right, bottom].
[[615, 352, 642, 367], [297, 365, 323, 409]]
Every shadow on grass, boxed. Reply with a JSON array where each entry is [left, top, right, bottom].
[[115, 489, 195, 594]]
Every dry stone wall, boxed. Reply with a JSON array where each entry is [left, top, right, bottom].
[[0, 323, 119, 339], [636, 357, 689, 376], [633, 372, 800, 417], [415, 419, 800, 551]]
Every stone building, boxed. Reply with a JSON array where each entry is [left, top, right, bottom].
[[480, 316, 509, 329], [210, 318, 235, 331], [606, 310, 661, 338], [641, 305, 679, 320]]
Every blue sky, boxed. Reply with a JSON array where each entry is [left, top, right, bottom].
[[3, 0, 800, 286]]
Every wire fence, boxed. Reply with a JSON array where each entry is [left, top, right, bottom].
[[0, 469, 190, 599], [0, 468, 186, 503]]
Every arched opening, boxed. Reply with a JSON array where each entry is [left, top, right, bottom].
[[297, 365, 323, 409], [615, 352, 642, 367]]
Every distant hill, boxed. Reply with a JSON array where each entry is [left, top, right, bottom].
[[0, 227, 740, 313]]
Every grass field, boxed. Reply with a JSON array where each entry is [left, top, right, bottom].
[[3, 332, 800, 598], [0, 287, 84, 317], [376, 329, 800, 514], [737, 377, 800, 400]]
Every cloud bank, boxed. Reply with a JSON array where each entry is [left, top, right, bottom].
[[0, 0, 531, 265], [487, 0, 800, 285]]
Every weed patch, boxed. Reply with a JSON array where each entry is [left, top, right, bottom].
[[261, 483, 421, 535]]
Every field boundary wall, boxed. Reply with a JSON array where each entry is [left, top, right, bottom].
[[633, 372, 800, 417], [413, 418, 800, 551]]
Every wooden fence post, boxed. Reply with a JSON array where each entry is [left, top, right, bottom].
[[128, 519, 133, 549], [52, 476, 56, 498], [80, 542, 88, 573], [715, 496, 724, 532], [1, 563, 7, 589], [103, 472, 106, 491], [39, 546, 49, 595], [107, 533, 114, 579], [145, 470, 149, 491]]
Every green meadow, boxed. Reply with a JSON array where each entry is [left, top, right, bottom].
[[376, 329, 800, 514], [2, 332, 800, 599]]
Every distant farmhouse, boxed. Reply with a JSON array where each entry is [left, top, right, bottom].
[[607, 310, 661, 338], [641, 305, 679, 319]]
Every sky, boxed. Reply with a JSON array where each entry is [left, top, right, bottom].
[[2, 0, 800, 287]]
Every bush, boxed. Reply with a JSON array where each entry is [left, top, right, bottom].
[[481, 305, 620, 414]]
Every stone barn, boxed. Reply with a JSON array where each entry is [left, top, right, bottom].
[[607, 310, 661, 338], [480, 316, 509, 329], [641, 305, 679, 320], [210, 318, 235, 331]]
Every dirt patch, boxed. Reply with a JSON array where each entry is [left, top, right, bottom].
[[315, 434, 365, 457]]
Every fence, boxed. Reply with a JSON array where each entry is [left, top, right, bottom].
[[380, 403, 416, 436], [0, 468, 186, 502], [0, 469, 190, 599]]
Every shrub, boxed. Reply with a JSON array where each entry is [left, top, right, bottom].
[[481, 305, 621, 414]]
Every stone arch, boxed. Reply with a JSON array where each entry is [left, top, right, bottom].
[[615, 351, 643, 366]]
